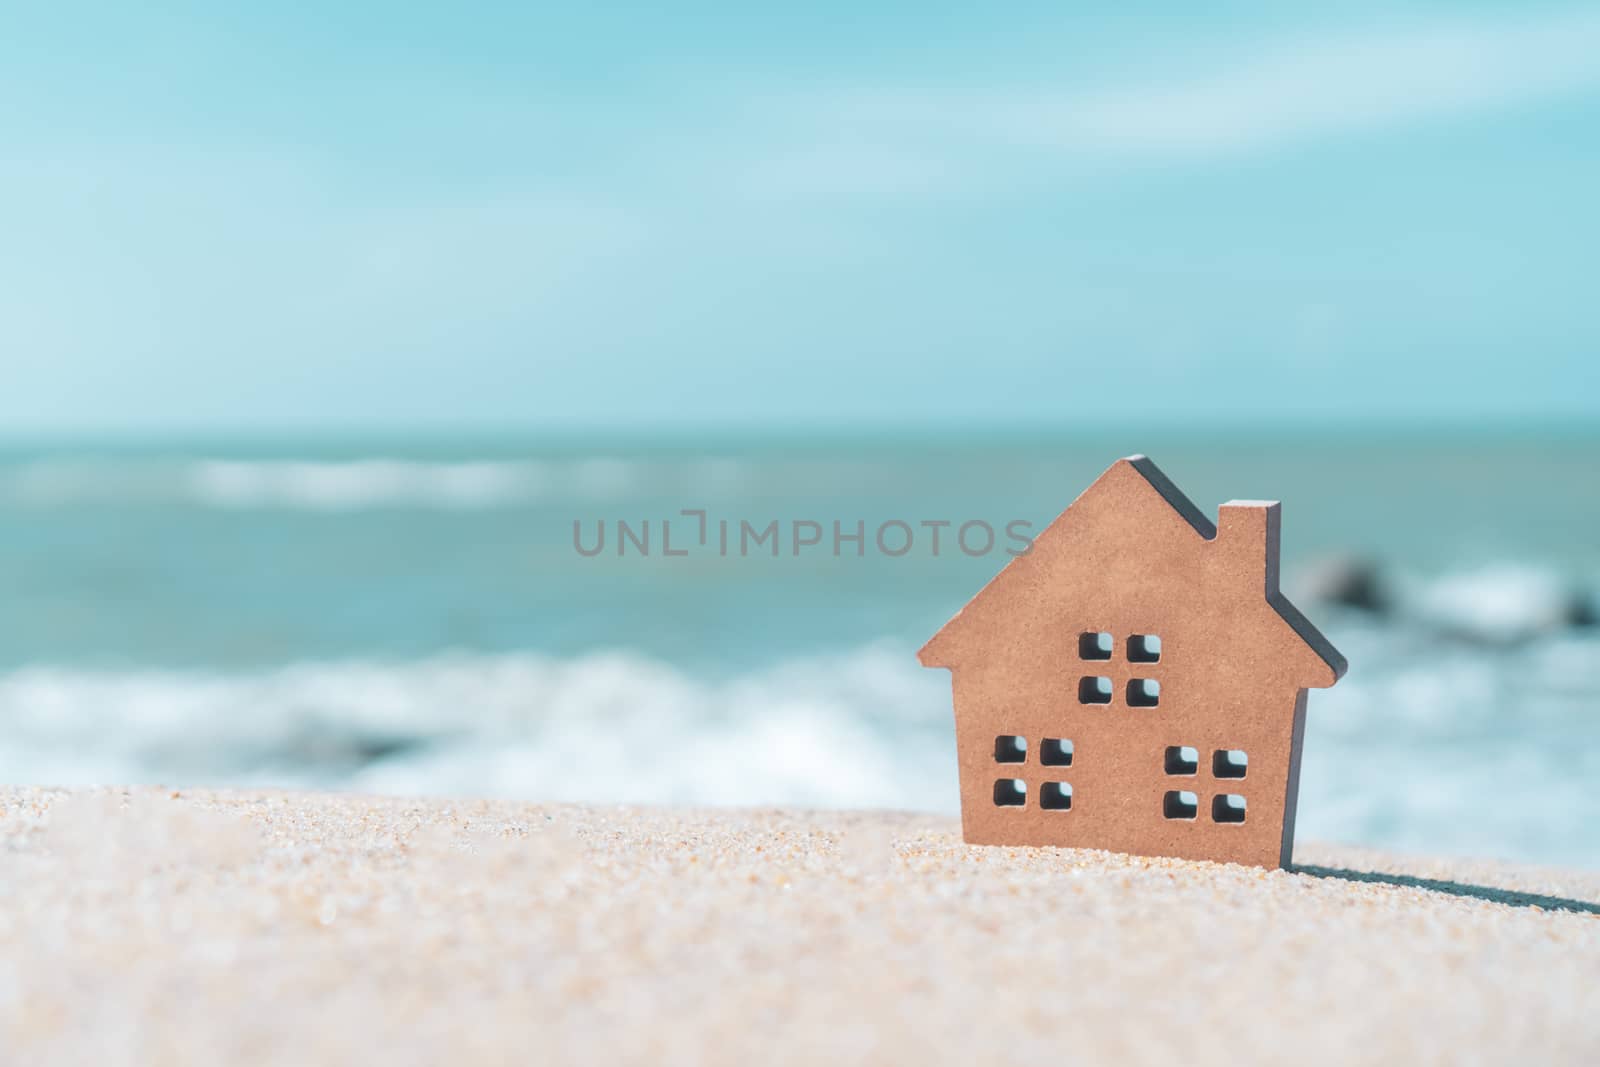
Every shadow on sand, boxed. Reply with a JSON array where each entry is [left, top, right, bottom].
[[1294, 864, 1600, 916]]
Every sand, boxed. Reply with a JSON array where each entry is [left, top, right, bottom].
[[1, 787, 1596, 1066]]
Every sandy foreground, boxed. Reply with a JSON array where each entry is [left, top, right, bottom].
[[1, 787, 1596, 1066]]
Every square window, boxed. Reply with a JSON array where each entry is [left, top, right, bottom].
[[1078, 631, 1113, 660], [1078, 676, 1113, 704], [993, 778, 1026, 807], [1126, 678, 1160, 708], [1040, 782, 1073, 810], [992, 739, 1030, 764], [1128, 634, 1162, 663], [1213, 794, 1247, 823], [1213, 749, 1248, 779], [1163, 790, 1199, 820], [994, 735, 1027, 763], [1040, 738, 1074, 767], [1164, 745, 1198, 775]]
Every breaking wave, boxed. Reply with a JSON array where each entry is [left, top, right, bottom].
[[0, 456, 737, 510], [0, 645, 956, 810], [1, 633, 1596, 867], [187, 459, 553, 511]]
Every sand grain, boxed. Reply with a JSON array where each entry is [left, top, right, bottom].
[[1, 787, 1596, 1066]]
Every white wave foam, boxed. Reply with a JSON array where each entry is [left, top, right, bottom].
[[1, 634, 1596, 866], [188, 459, 552, 511], [0, 645, 957, 811], [1409, 564, 1589, 643], [0, 455, 758, 510]]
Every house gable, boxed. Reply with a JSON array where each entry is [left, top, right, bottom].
[[918, 454, 1344, 691]]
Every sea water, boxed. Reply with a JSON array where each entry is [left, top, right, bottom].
[[0, 428, 1595, 867]]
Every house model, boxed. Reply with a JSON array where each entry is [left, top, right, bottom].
[[919, 455, 1346, 869]]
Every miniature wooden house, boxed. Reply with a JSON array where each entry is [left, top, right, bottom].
[[919, 455, 1346, 868]]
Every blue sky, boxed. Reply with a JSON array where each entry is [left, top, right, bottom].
[[3, 3, 1598, 433]]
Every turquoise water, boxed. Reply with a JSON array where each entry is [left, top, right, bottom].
[[0, 428, 1596, 865]]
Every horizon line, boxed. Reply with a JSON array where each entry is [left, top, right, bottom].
[[0, 413, 1596, 449]]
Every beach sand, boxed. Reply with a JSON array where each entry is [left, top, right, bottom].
[[2, 786, 1596, 1065]]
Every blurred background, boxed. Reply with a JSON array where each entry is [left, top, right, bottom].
[[1, 4, 1596, 866]]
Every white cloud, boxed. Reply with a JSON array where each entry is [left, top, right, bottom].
[[742, 8, 1600, 194], [1040, 11, 1600, 158]]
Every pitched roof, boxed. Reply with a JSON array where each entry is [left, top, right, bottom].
[[918, 454, 1346, 687]]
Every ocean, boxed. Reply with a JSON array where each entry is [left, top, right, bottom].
[[1, 428, 1596, 867]]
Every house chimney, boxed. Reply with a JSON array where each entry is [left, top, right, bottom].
[[1216, 500, 1282, 592]]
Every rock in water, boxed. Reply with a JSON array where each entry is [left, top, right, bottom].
[[1293, 555, 1389, 614]]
